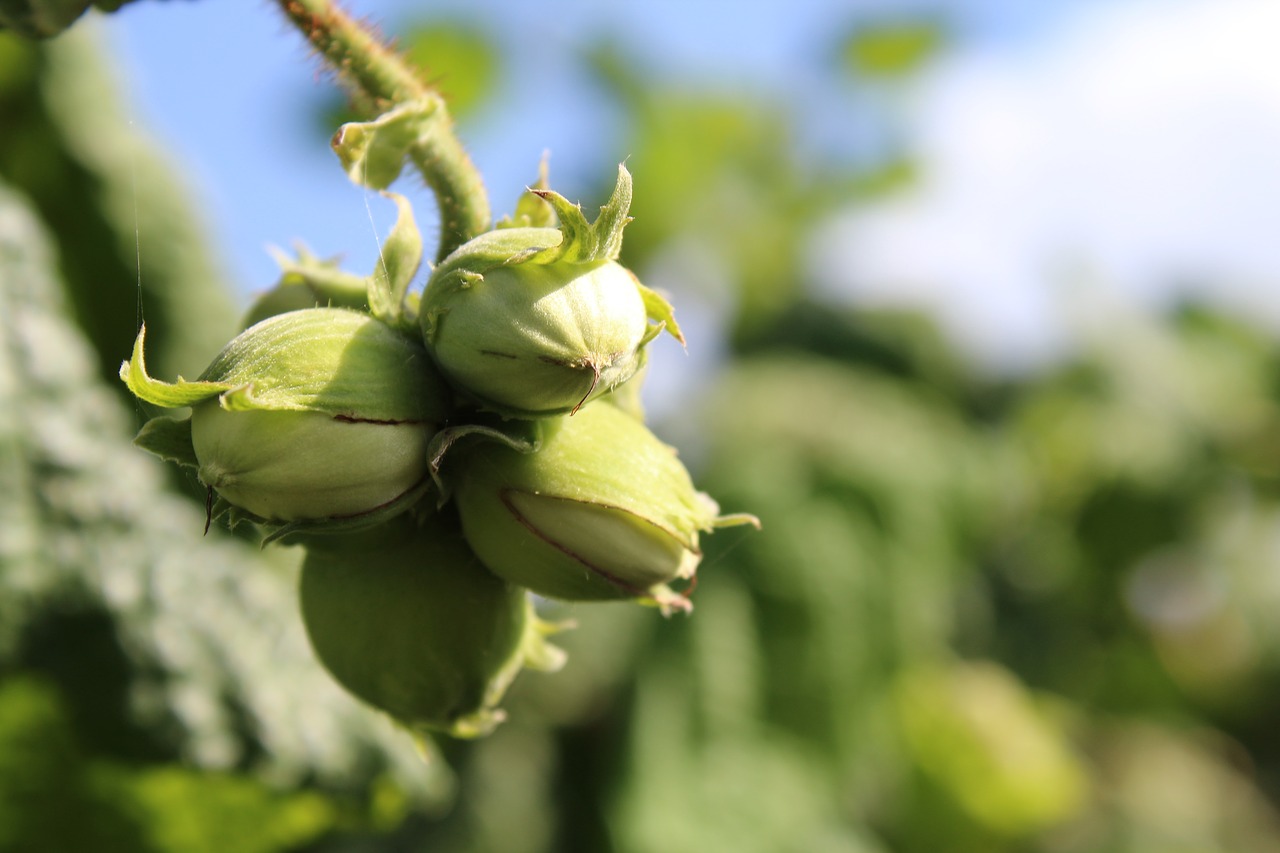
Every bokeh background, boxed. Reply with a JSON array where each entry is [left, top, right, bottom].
[[5, 0, 1280, 850]]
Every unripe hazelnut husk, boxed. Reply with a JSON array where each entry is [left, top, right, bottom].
[[419, 165, 682, 418], [121, 307, 451, 530], [449, 401, 758, 613], [298, 516, 565, 738]]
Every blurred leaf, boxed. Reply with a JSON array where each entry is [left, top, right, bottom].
[[0, 677, 149, 851], [401, 20, 499, 119], [0, 677, 339, 852], [0, 0, 85, 38], [317, 19, 499, 131], [741, 302, 975, 402], [584, 43, 828, 334], [0, 0, 140, 39], [0, 29, 238, 390], [91, 765, 337, 853], [0, 179, 449, 797], [893, 661, 1087, 839], [616, 627, 874, 853], [1068, 723, 1280, 853], [841, 19, 947, 79], [986, 303, 1280, 719]]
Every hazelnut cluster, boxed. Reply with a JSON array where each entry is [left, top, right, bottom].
[[122, 164, 756, 737]]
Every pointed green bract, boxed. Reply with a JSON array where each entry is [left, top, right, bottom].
[[636, 278, 684, 345], [498, 157, 555, 230], [366, 191, 424, 332], [119, 325, 233, 408], [531, 163, 632, 263], [242, 243, 369, 329]]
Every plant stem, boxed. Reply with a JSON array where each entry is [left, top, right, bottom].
[[277, 0, 491, 262]]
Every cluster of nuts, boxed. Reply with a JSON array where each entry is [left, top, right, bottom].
[[121, 163, 756, 737]]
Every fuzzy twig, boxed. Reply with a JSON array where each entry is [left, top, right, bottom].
[[277, 0, 491, 261]]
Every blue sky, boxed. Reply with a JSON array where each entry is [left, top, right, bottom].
[[98, 0, 1083, 296], [96, 0, 1280, 379], [100, 0, 869, 295]]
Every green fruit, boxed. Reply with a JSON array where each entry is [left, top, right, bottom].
[[122, 307, 451, 528], [190, 406, 430, 523], [452, 402, 757, 612], [424, 253, 650, 416], [419, 165, 681, 418], [298, 518, 551, 737]]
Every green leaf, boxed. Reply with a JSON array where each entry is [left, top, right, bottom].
[[636, 279, 685, 346], [400, 20, 500, 120], [133, 415, 198, 469], [842, 19, 947, 79], [332, 100, 436, 190], [366, 191, 424, 331], [0, 181, 452, 800], [893, 662, 1088, 835], [102, 765, 337, 853]]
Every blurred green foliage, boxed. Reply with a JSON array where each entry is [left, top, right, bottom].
[[318, 18, 499, 135], [840, 18, 948, 79], [0, 677, 338, 852], [0, 0, 133, 39], [5, 8, 1280, 853], [400, 21, 498, 119], [0, 29, 236, 389], [588, 42, 823, 339]]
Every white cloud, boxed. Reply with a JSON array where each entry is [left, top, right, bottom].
[[811, 0, 1280, 371]]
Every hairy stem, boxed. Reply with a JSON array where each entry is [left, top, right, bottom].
[[277, 0, 491, 262]]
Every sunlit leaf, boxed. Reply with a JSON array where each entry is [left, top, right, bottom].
[[401, 20, 500, 119], [841, 19, 948, 79]]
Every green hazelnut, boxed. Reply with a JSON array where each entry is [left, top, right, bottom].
[[424, 253, 650, 416], [190, 406, 430, 522], [122, 307, 450, 528], [299, 517, 562, 737], [451, 402, 757, 612], [419, 165, 682, 418]]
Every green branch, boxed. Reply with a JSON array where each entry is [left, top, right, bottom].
[[277, 0, 491, 262]]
